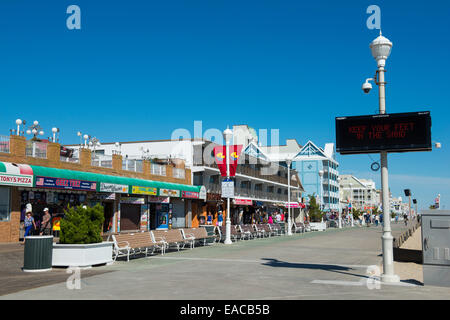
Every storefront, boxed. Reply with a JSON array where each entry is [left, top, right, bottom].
[[0, 161, 205, 242], [233, 198, 253, 224]]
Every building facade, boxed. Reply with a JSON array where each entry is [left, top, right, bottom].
[[69, 126, 305, 227], [339, 175, 378, 212], [263, 140, 340, 213], [0, 134, 198, 243]]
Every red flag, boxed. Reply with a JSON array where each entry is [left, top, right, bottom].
[[228, 145, 243, 177], [213, 146, 227, 177], [213, 145, 243, 177]]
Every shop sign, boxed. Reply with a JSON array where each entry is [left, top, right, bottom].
[[207, 193, 222, 201], [221, 180, 234, 198], [199, 186, 207, 200], [35, 176, 96, 191], [182, 191, 199, 199], [0, 173, 33, 187], [100, 182, 129, 194], [52, 217, 61, 231], [132, 186, 157, 195], [234, 198, 253, 206], [148, 196, 170, 203], [91, 193, 116, 201], [120, 197, 146, 204], [159, 188, 180, 197], [285, 202, 300, 208]]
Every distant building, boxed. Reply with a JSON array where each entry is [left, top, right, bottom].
[[339, 175, 378, 212], [262, 140, 340, 213]]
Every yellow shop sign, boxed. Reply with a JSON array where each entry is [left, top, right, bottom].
[[132, 186, 157, 195]]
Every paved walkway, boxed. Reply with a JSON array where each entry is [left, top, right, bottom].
[[0, 242, 111, 296], [2, 223, 450, 300]]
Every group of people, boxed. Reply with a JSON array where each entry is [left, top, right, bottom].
[[23, 207, 53, 241], [206, 211, 224, 226], [205, 210, 288, 226], [358, 212, 383, 226]]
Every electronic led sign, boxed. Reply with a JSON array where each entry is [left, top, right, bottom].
[[336, 111, 431, 154]]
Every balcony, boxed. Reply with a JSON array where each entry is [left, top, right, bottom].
[[0, 135, 10, 153], [91, 155, 113, 168], [26, 141, 47, 159], [151, 163, 166, 176], [172, 167, 185, 179], [122, 158, 143, 173]]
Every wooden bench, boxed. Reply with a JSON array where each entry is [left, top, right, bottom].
[[181, 227, 216, 247], [217, 225, 240, 242], [304, 221, 311, 232], [254, 224, 272, 237], [238, 224, 256, 240], [151, 229, 191, 251], [111, 232, 156, 262], [292, 222, 305, 233], [269, 223, 283, 236]]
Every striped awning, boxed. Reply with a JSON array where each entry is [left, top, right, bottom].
[[0, 162, 205, 199], [0, 162, 34, 187]]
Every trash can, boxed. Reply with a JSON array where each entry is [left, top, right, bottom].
[[23, 236, 53, 272]]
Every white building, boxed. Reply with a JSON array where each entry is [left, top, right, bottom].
[[339, 175, 378, 212]]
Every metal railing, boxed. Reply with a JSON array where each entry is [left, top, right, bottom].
[[123, 158, 143, 173], [60, 156, 80, 163], [172, 167, 185, 179], [91, 155, 113, 168], [26, 141, 47, 159], [0, 135, 10, 153], [151, 163, 166, 176]]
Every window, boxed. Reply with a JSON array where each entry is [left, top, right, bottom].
[[0, 187, 10, 222]]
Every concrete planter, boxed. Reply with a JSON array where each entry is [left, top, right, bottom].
[[309, 222, 327, 232], [52, 242, 113, 267]]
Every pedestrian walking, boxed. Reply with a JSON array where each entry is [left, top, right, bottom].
[[375, 215, 379, 227], [207, 212, 213, 225], [23, 211, 36, 240], [276, 212, 281, 223], [40, 208, 52, 236], [395, 215, 399, 224], [217, 211, 223, 227]]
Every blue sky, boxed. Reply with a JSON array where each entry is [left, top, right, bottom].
[[0, 0, 449, 210]]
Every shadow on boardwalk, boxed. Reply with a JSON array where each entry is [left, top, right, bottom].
[[261, 258, 369, 280]]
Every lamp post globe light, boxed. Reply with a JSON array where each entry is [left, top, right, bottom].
[[51, 127, 59, 143], [364, 31, 399, 283], [15, 119, 22, 136], [223, 127, 233, 245]]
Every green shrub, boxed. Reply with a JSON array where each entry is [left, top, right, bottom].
[[308, 194, 324, 222], [60, 204, 105, 244]]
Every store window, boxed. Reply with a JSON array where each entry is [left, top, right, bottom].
[[0, 187, 11, 221]]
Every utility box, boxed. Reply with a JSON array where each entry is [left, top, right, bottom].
[[421, 211, 450, 287]]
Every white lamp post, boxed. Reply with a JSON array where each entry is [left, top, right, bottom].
[[223, 127, 233, 245], [337, 177, 342, 228], [318, 170, 324, 212], [15, 119, 22, 136], [52, 127, 59, 143], [83, 134, 89, 148], [287, 159, 293, 235], [365, 31, 399, 283]]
